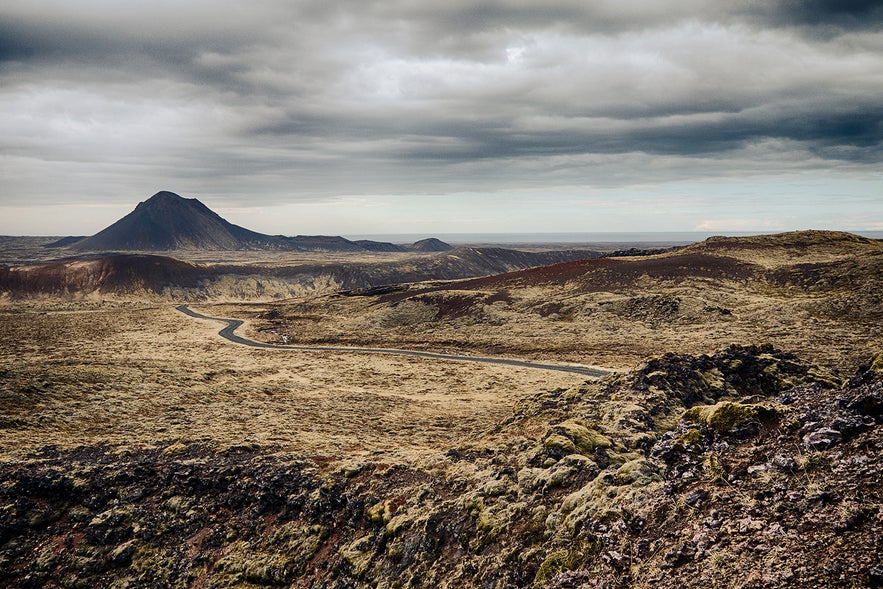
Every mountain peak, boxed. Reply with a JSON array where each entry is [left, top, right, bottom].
[[135, 191, 196, 210], [71, 191, 267, 251]]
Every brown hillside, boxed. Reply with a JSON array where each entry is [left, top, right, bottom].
[[247, 231, 883, 372], [0, 255, 202, 297]]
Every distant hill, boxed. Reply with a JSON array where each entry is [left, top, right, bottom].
[[64, 191, 451, 253], [0, 247, 601, 299], [408, 238, 454, 252], [356, 238, 455, 253]]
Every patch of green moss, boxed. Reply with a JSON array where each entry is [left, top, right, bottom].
[[543, 433, 577, 455], [339, 534, 376, 577], [534, 550, 569, 584], [612, 459, 662, 487], [683, 401, 778, 434], [870, 352, 883, 373], [533, 540, 599, 586], [367, 501, 390, 525], [545, 419, 612, 456], [672, 427, 702, 452]]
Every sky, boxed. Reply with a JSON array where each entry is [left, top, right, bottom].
[[1, 0, 882, 236]]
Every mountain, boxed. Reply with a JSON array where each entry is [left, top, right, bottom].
[[70, 191, 277, 251], [66, 191, 453, 253]]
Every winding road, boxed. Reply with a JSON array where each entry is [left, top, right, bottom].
[[177, 305, 608, 377]]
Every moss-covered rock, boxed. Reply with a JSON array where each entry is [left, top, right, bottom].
[[339, 534, 376, 577], [611, 459, 662, 487], [543, 419, 612, 458], [682, 401, 779, 434]]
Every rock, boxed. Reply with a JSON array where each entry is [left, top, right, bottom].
[[869, 564, 883, 588], [110, 540, 136, 567], [543, 420, 612, 459], [544, 455, 598, 490], [339, 534, 376, 577], [684, 489, 709, 507], [803, 428, 843, 451], [747, 464, 768, 475], [612, 459, 661, 487], [517, 468, 546, 493], [771, 454, 797, 471], [663, 542, 696, 567], [831, 415, 874, 439], [847, 390, 882, 421]]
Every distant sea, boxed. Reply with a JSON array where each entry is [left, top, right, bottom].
[[345, 231, 883, 246]]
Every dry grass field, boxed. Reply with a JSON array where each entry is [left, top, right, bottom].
[[0, 301, 584, 462]]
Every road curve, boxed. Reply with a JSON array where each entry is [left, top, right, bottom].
[[176, 304, 608, 377]]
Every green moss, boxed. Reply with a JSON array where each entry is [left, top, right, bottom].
[[612, 459, 662, 487], [699, 367, 725, 390], [671, 427, 702, 452], [476, 509, 499, 533], [159, 440, 188, 458], [367, 501, 389, 525], [339, 535, 376, 577], [534, 550, 569, 584], [870, 352, 883, 373], [545, 420, 612, 456], [679, 428, 701, 445], [533, 540, 598, 586], [543, 434, 577, 455], [683, 401, 778, 434], [384, 512, 414, 537]]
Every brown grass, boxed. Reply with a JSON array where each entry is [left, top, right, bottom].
[[0, 302, 583, 461]]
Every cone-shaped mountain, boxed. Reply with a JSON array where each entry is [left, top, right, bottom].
[[71, 191, 275, 251], [69, 191, 453, 252]]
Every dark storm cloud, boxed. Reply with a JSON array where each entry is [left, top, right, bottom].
[[0, 0, 881, 207], [770, 0, 883, 29]]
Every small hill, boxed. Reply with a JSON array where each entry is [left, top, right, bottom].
[[408, 238, 454, 252], [353, 238, 455, 253], [70, 191, 277, 251], [354, 240, 406, 252], [252, 229, 881, 371], [431, 230, 882, 292], [678, 230, 883, 267]]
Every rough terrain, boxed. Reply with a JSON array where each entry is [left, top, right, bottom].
[[245, 231, 883, 372], [1, 230, 881, 588], [1, 347, 880, 588]]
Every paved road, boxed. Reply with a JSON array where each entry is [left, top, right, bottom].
[[177, 304, 608, 377]]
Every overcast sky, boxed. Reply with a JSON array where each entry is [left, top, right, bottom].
[[1, 0, 881, 236]]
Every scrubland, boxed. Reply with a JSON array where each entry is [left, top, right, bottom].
[[1, 231, 881, 588]]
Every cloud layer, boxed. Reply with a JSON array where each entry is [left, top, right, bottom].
[[1, 0, 881, 233]]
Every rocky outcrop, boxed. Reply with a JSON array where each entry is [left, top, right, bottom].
[[1, 347, 880, 588]]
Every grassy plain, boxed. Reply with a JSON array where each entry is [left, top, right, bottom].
[[0, 301, 583, 461]]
